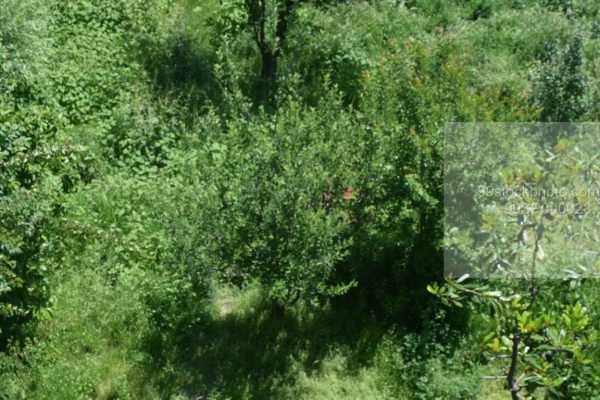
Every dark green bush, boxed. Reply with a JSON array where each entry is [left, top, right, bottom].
[[375, 324, 481, 400], [530, 34, 589, 122]]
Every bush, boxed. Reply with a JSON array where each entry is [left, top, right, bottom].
[[375, 328, 481, 400], [167, 92, 361, 305], [529, 34, 589, 121], [0, 0, 92, 347], [41, 0, 184, 170]]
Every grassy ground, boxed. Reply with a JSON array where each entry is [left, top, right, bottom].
[[1, 271, 510, 399]]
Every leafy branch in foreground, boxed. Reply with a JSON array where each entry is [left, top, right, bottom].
[[429, 276, 596, 399]]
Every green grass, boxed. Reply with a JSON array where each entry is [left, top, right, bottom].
[[0, 268, 160, 399], [1, 275, 481, 399], [167, 282, 391, 399]]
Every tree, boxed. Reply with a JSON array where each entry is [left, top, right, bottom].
[[436, 124, 600, 398], [244, 0, 300, 100]]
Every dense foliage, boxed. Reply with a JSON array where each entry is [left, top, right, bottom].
[[2, 0, 600, 399]]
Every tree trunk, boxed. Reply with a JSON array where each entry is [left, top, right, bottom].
[[252, 0, 296, 103], [507, 324, 522, 400], [259, 48, 279, 100]]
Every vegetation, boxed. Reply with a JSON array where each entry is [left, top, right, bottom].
[[1, 0, 600, 399]]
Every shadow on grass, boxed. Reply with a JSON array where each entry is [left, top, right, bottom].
[[152, 286, 389, 400], [138, 234, 461, 398]]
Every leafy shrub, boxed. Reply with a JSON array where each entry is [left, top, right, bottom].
[[375, 327, 481, 400], [0, 0, 92, 347], [529, 34, 589, 121], [41, 0, 183, 170], [167, 92, 362, 305], [284, 2, 426, 105]]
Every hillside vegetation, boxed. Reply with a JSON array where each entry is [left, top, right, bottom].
[[2, 0, 600, 399]]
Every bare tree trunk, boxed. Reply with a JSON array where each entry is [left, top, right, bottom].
[[248, 0, 297, 103], [259, 48, 279, 99], [507, 324, 522, 400]]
